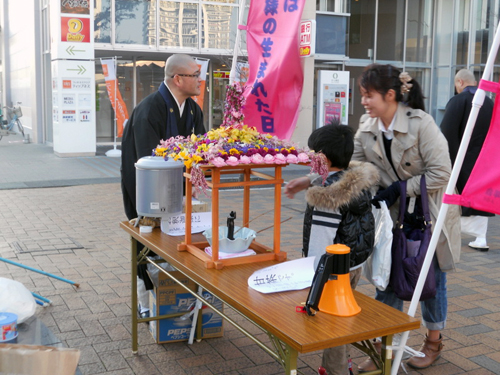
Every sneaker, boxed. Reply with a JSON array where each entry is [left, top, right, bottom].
[[468, 238, 489, 252], [138, 304, 150, 320]]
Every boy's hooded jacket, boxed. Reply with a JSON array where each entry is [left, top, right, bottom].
[[303, 161, 379, 269]]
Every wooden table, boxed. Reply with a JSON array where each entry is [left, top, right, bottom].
[[121, 222, 420, 375]]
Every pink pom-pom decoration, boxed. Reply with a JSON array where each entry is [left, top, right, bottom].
[[274, 153, 287, 164], [264, 154, 276, 164], [211, 157, 227, 167], [226, 156, 239, 166], [286, 154, 298, 164], [240, 155, 252, 164], [297, 152, 310, 163], [251, 154, 264, 164]]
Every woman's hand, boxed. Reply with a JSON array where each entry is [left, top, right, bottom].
[[372, 181, 401, 208]]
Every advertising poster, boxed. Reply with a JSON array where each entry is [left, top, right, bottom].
[[61, 0, 90, 14], [193, 59, 209, 109], [101, 59, 129, 137], [62, 110, 77, 123], [316, 71, 350, 127], [62, 94, 75, 107], [79, 110, 91, 122], [61, 17, 91, 43]]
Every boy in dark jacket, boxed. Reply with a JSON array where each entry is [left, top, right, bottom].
[[302, 123, 379, 375]]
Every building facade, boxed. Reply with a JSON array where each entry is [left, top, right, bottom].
[[0, 0, 498, 152]]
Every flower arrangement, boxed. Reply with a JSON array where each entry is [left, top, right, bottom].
[[222, 82, 246, 127], [153, 124, 328, 194]]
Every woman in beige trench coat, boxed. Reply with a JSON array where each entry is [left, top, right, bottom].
[[285, 64, 460, 374], [353, 64, 461, 371]]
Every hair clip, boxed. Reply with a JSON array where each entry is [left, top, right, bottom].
[[399, 72, 413, 94]]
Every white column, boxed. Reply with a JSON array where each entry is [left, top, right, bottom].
[[290, 0, 315, 147]]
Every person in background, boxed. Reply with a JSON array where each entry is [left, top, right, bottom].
[[303, 122, 378, 375], [121, 54, 205, 318], [440, 68, 494, 251], [286, 64, 461, 371]]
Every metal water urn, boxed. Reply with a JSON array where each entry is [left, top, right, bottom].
[[135, 156, 184, 219]]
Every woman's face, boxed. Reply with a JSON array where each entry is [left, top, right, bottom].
[[360, 88, 391, 119]]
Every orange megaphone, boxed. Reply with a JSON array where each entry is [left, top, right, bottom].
[[310, 244, 361, 317]]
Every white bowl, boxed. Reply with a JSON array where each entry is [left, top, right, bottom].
[[203, 226, 256, 253]]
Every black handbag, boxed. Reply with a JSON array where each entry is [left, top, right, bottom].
[[389, 175, 437, 301]]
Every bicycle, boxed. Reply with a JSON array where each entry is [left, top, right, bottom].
[[0, 103, 24, 141]]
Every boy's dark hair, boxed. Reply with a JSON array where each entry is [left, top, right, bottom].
[[308, 120, 354, 169]]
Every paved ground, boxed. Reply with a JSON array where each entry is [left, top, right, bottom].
[[1, 136, 500, 375]]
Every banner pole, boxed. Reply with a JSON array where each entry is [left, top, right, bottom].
[[106, 56, 122, 157], [391, 20, 500, 374], [229, 0, 246, 84]]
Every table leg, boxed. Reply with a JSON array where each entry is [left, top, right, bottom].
[[131, 237, 138, 355], [381, 334, 393, 375], [283, 343, 298, 375], [269, 334, 298, 375]]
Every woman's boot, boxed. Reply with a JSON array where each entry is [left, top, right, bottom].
[[407, 334, 443, 369]]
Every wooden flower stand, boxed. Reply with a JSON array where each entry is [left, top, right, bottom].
[[177, 163, 288, 269]]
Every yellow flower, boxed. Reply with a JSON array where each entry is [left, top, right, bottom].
[[197, 144, 208, 152], [190, 133, 198, 142], [194, 155, 203, 163], [229, 148, 240, 155], [184, 159, 194, 169], [155, 147, 167, 156]]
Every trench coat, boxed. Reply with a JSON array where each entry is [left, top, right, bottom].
[[352, 103, 461, 272]]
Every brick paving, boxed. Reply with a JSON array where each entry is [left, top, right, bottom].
[[1, 140, 500, 374]]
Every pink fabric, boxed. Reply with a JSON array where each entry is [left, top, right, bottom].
[[478, 79, 498, 93], [242, 0, 305, 140], [443, 79, 500, 214]]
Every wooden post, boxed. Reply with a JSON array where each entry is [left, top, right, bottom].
[[243, 168, 251, 228], [185, 168, 193, 245], [212, 168, 220, 263], [274, 166, 282, 254]]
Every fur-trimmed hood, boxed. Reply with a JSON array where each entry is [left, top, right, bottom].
[[305, 161, 379, 210]]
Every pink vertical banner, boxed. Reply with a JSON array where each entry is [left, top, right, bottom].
[[242, 0, 305, 140]]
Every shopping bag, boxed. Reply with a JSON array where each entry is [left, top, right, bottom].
[[0, 277, 37, 323], [363, 201, 393, 291], [389, 176, 436, 301]]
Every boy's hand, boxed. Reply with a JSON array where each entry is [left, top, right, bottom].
[[284, 176, 310, 199]]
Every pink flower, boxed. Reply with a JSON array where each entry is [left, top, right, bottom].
[[232, 111, 241, 118], [274, 153, 287, 164], [251, 154, 264, 164], [286, 154, 298, 164], [226, 156, 239, 166], [211, 157, 227, 167], [297, 152, 310, 163], [240, 155, 252, 164], [264, 154, 276, 164]]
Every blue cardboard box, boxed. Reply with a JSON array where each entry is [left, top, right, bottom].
[[148, 271, 223, 343]]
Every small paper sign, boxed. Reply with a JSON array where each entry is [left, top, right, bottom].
[[248, 257, 316, 294], [162, 212, 212, 236]]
